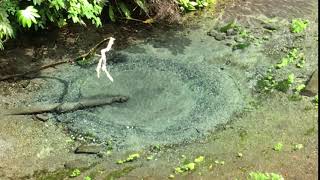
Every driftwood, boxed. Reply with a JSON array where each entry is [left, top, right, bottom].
[[0, 38, 111, 81], [6, 95, 128, 115]]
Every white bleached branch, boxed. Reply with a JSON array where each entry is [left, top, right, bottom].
[[96, 37, 115, 82]]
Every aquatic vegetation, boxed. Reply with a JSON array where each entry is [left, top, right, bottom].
[[291, 19, 309, 33], [312, 95, 318, 104], [174, 155, 205, 174], [257, 70, 277, 92], [232, 42, 251, 51], [248, 172, 284, 180], [274, 73, 295, 92], [214, 160, 225, 165], [293, 144, 303, 151], [273, 142, 283, 152], [194, 156, 205, 163], [275, 48, 303, 69], [105, 166, 136, 179], [117, 153, 140, 164], [70, 169, 81, 177], [84, 176, 92, 180], [219, 21, 237, 33], [175, 162, 196, 173], [294, 84, 306, 93], [237, 152, 243, 158], [146, 155, 154, 160]]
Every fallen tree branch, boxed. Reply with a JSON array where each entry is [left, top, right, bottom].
[[0, 38, 111, 81], [5, 95, 128, 115]]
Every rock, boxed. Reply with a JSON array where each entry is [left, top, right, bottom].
[[75, 144, 104, 154], [34, 113, 49, 122], [207, 30, 226, 41], [226, 29, 237, 36], [234, 36, 245, 43], [263, 24, 278, 31], [301, 70, 318, 96], [64, 159, 95, 169], [20, 80, 30, 88], [25, 48, 35, 57]]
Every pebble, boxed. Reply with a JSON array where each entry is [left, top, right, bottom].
[[75, 144, 104, 154], [263, 24, 278, 31], [302, 70, 318, 96], [64, 159, 95, 169], [207, 30, 226, 41], [34, 113, 49, 122], [234, 36, 245, 43], [226, 29, 237, 36]]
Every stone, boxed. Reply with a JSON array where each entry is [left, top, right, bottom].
[[34, 113, 49, 122], [301, 70, 318, 97], [263, 24, 278, 31], [226, 29, 237, 36], [64, 159, 95, 169], [20, 80, 30, 88], [234, 36, 245, 43], [207, 30, 226, 41], [75, 144, 104, 154]]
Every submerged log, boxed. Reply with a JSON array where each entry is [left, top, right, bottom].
[[6, 95, 128, 115]]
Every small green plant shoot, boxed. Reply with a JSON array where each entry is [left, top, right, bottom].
[[273, 142, 283, 151], [117, 153, 140, 164], [291, 19, 309, 33], [70, 169, 81, 177], [248, 172, 284, 180]]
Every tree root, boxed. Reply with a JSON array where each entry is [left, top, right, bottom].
[[0, 38, 111, 81], [5, 95, 128, 115]]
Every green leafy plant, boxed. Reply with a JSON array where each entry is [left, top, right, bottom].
[[293, 144, 303, 151], [174, 162, 195, 173], [312, 95, 318, 105], [273, 142, 283, 151], [291, 18, 309, 33], [275, 48, 303, 69], [178, 0, 210, 11], [275, 73, 295, 92], [257, 69, 277, 92], [70, 169, 81, 177], [84, 176, 92, 180], [17, 6, 40, 28], [214, 160, 225, 165], [194, 156, 205, 163], [117, 153, 140, 164], [248, 172, 284, 180]]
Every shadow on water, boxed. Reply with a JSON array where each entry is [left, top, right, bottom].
[[36, 76, 69, 103]]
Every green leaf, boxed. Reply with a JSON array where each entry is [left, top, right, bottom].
[[273, 142, 283, 151], [194, 156, 205, 163], [17, 6, 40, 28], [32, 0, 44, 5], [118, 1, 132, 19], [109, 5, 115, 22], [291, 19, 309, 33], [135, 0, 148, 14], [49, 0, 66, 10]]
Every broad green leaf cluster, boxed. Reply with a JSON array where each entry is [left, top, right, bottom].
[[0, 0, 106, 49], [0, 0, 212, 49], [290, 18, 309, 33], [178, 0, 213, 11]]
